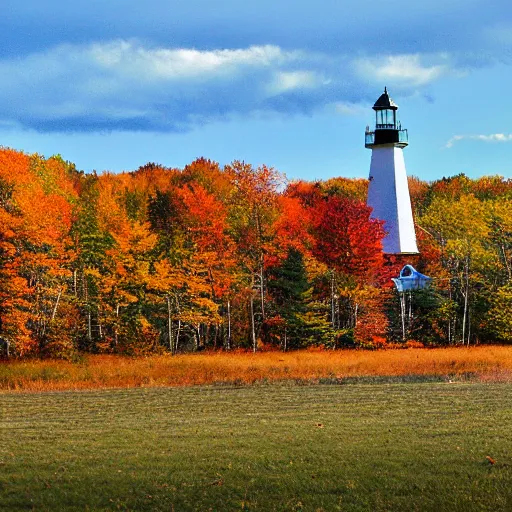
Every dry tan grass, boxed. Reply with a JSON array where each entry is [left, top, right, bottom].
[[2, 346, 512, 392]]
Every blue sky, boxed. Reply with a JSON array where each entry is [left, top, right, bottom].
[[0, 0, 511, 182]]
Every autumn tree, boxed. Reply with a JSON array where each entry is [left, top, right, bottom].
[[225, 161, 283, 351], [0, 151, 77, 357], [420, 194, 495, 345]]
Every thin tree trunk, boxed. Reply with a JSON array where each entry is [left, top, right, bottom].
[[175, 320, 182, 353], [448, 286, 452, 344], [51, 288, 62, 322], [87, 310, 92, 342], [250, 294, 257, 352], [259, 264, 265, 322], [227, 299, 232, 350], [462, 257, 469, 346], [167, 295, 173, 353], [399, 293, 406, 342], [84, 277, 92, 342], [330, 271, 336, 329], [174, 295, 182, 354], [466, 260, 471, 346], [98, 306, 103, 339], [195, 324, 201, 351], [467, 308, 471, 346], [114, 303, 119, 346], [335, 296, 339, 331]]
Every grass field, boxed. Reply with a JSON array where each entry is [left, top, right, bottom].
[[2, 346, 512, 391], [1, 382, 512, 511]]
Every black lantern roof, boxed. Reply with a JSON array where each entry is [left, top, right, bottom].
[[373, 87, 398, 111]]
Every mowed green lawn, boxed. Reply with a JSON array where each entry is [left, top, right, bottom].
[[1, 383, 512, 511]]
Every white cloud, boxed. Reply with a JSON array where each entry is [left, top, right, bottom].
[[445, 133, 512, 148], [0, 40, 457, 133], [267, 70, 326, 94], [88, 41, 290, 80], [354, 54, 449, 87]]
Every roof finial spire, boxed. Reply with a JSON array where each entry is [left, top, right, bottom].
[[384, 86, 388, 94]]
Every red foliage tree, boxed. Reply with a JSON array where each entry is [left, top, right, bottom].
[[312, 196, 385, 282]]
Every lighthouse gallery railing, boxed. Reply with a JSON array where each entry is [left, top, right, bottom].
[[365, 128, 408, 146]]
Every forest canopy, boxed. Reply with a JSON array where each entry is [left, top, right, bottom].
[[0, 148, 511, 358]]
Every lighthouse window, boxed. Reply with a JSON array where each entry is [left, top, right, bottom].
[[376, 109, 396, 129], [386, 109, 395, 127]]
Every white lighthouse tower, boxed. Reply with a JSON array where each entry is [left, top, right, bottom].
[[365, 88, 418, 254]]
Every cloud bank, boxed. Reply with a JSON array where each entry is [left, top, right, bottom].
[[0, 40, 459, 133]]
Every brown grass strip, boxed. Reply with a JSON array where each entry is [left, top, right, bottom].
[[2, 346, 512, 392]]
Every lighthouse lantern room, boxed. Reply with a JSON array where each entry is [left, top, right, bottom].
[[365, 88, 419, 254]]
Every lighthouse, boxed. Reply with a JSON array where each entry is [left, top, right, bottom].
[[365, 88, 419, 254]]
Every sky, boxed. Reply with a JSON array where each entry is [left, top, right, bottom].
[[0, 0, 511, 182]]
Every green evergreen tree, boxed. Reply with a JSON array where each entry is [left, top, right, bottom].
[[70, 175, 114, 351], [266, 248, 331, 349]]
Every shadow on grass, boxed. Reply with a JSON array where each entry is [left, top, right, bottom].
[[211, 372, 479, 388]]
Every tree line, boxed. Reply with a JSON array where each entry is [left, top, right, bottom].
[[0, 148, 511, 357]]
